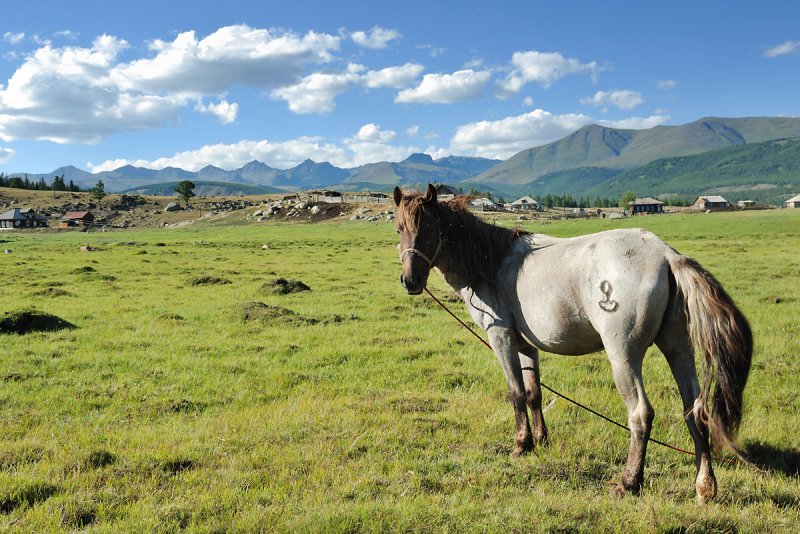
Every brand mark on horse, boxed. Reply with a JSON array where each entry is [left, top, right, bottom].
[[598, 280, 619, 312]]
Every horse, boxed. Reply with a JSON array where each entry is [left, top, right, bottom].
[[392, 185, 752, 503]]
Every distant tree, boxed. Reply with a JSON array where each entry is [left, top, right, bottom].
[[174, 180, 196, 207], [68, 180, 80, 192], [52, 175, 66, 191], [619, 191, 636, 210], [90, 180, 106, 202], [8, 176, 24, 189]]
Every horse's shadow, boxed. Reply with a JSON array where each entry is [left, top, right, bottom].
[[743, 441, 800, 476]]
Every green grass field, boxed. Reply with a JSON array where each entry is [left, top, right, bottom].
[[1, 209, 798, 532]]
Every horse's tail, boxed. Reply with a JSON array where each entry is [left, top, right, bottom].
[[668, 253, 752, 454]]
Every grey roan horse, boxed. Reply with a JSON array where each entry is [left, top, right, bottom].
[[393, 185, 752, 503]]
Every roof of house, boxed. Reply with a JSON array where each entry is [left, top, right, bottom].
[[0, 208, 25, 220], [785, 194, 800, 203], [0, 208, 43, 220], [696, 195, 728, 203], [510, 195, 539, 205], [63, 211, 92, 219], [631, 197, 664, 205]]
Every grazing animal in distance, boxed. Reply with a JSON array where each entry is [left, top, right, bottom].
[[393, 185, 752, 503]]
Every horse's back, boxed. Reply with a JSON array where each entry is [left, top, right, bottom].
[[503, 228, 674, 356]]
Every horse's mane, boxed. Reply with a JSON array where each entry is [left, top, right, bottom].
[[398, 192, 528, 286]]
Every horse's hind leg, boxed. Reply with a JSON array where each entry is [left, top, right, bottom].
[[520, 347, 548, 445], [656, 324, 717, 503], [607, 348, 654, 495]]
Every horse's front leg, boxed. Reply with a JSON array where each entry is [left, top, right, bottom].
[[520, 347, 548, 446], [488, 328, 533, 458]]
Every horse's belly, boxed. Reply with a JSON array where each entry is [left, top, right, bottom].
[[519, 309, 603, 355]]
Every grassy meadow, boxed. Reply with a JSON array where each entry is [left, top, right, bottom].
[[0, 208, 798, 532]]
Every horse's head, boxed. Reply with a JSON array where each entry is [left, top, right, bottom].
[[393, 184, 441, 295]]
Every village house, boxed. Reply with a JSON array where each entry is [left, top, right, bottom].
[[628, 198, 664, 215], [506, 195, 542, 212], [469, 197, 503, 212], [60, 211, 95, 227], [784, 194, 800, 208], [692, 195, 729, 210], [0, 208, 49, 229]]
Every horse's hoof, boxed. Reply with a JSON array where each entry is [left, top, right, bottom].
[[695, 474, 717, 504], [510, 446, 529, 459]]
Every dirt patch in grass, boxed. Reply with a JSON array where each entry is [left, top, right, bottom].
[[72, 266, 96, 274], [158, 313, 185, 321], [85, 450, 117, 469], [0, 309, 76, 334], [239, 301, 318, 325], [262, 277, 311, 295], [186, 275, 231, 286], [31, 287, 74, 297]]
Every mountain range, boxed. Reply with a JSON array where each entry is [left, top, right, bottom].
[[9, 116, 800, 202]]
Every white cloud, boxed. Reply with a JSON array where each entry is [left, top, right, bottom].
[[0, 146, 14, 164], [88, 137, 349, 172], [395, 69, 491, 104], [112, 25, 340, 95], [351, 26, 401, 49], [362, 63, 424, 88], [0, 25, 345, 143], [448, 111, 668, 160], [656, 79, 677, 90], [271, 64, 363, 114], [522, 96, 534, 106], [581, 89, 644, 111], [195, 99, 238, 123], [450, 108, 594, 159], [54, 30, 79, 40], [764, 40, 800, 58], [500, 50, 600, 93], [355, 123, 396, 142], [406, 125, 420, 137], [3, 32, 24, 45], [597, 115, 669, 130], [416, 44, 446, 58]]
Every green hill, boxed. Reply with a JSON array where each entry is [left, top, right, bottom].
[[471, 116, 800, 185], [581, 137, 800, 202]]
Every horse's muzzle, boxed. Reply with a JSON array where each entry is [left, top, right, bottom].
[[400, 273, 425, 295]]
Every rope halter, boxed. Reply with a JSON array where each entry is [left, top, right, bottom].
[[399, 233, 442, 269]]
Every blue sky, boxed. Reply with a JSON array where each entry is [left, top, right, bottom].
[[1, 0, 798, 175]]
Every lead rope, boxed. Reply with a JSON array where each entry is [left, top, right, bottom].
[[423, 286, 740, 465]]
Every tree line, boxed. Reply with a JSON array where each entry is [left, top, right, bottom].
[[0, 172, 83, 192]]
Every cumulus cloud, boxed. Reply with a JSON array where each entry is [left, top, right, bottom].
[[581, 89, 644, 111], [112, 25, 340, 95], [0, 25, 344, 143], [449, 110, 669, 159], [271, 63, 364, 113], [395, 69, 491, 104], [763, 40, 800, 58], [362, 63, 424, 88], [406, 125, 420, 137], [88, 137, 349, 172], [500, 50, 600, 93], [450, 108, 594, 159], [195, 99, 238, 123], [355, 123, 396, 142], [351, 26, 401, 49], [597, 115, 669, 130], [0, 146, 14, 164], [3, 32, 25, 45]]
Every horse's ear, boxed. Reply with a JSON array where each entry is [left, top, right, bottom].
[[393, 186, 403, 206], [423, 183, 437, 204]]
